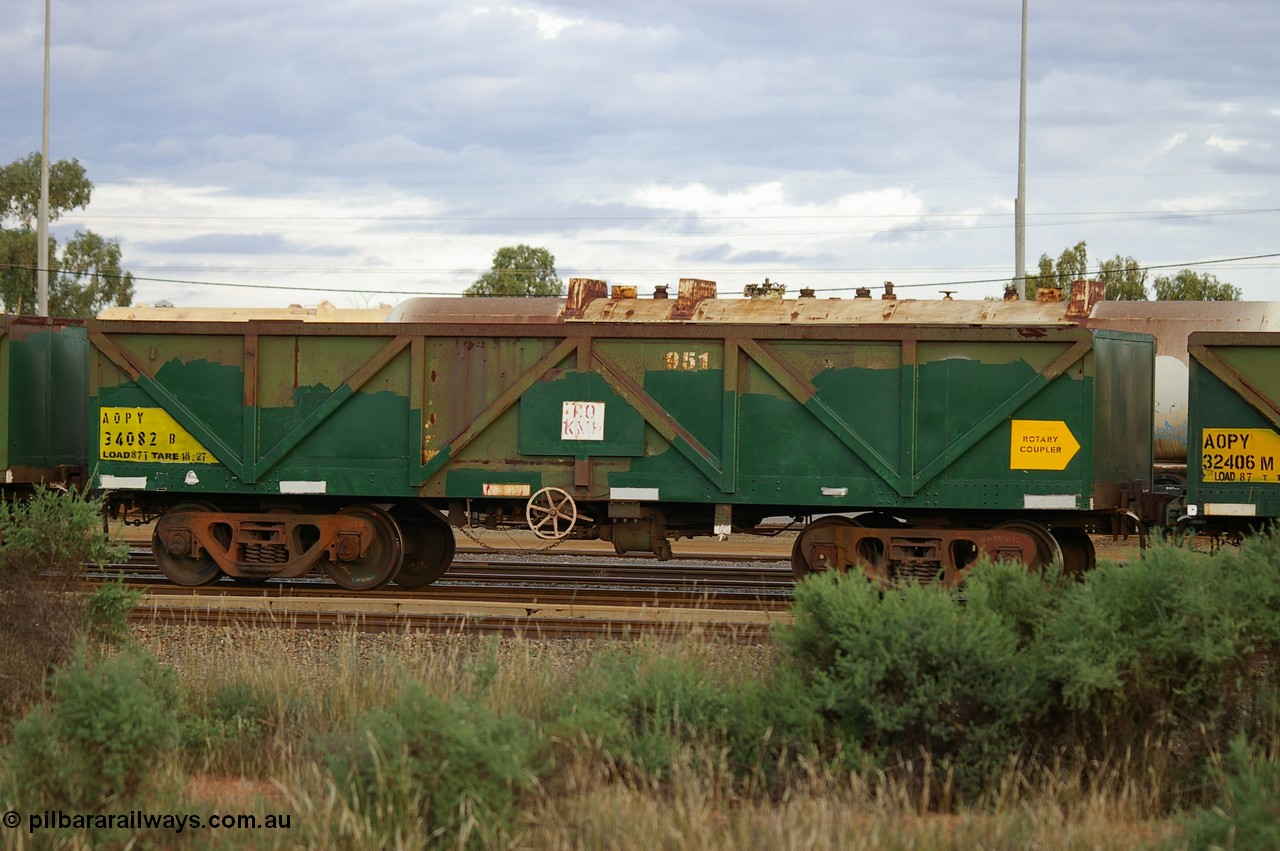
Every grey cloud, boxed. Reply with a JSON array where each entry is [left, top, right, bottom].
[[139, 233, 355, 257]]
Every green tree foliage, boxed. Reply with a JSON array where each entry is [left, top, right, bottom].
[[1152, 268, 1241, 301], [1025, 240, 1240, 301], [0, 153, 92, 225], [1023, 240, 1088, 299], [1097, 253, 1148, 300], [464, 244, 562, 297], [0, 153, 134, 316]]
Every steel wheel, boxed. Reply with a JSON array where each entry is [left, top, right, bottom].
[[526, 487, 577, 540], [1051, 527, 1096, 576], [993, 520, 1063, 571], [394, 521, 456, 589], [153, 502, 225, 587], [324, 505, 403, 591], [790, 516, 860, 580]]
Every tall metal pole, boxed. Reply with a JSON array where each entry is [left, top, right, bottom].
[[1014, 0, 1027, 295], [36, 0, 51, 316]]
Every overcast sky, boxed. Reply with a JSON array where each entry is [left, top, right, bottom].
[[3, 0, 1278, 308]]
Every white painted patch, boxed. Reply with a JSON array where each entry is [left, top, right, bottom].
[[1204, 502, 1258, 517], [561, 401, 606, 441], [610, 487, 659, 501], [714, 523, 732, 537], [1187, 503, 1199, 517], [279, 480, 327, 494], [4, 470, 11, 484], [184, 470, 200, 486], [99, 475, 148, 489], [821, 487, 848, 497], [1023, 494, 1078, 510], [482, 483, 531, 497]]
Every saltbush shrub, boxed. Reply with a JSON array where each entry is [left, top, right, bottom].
[[182, 680, 270, 773], [1039, 539, 1280, 745], [0, 484, 124, 575], [556, 646, 822, 791], [781, 537, 1280, 805], [84, 572, 144, 647], [329, 683, 541, 848], [0, 486, 128, 724], [8, 645, 180, 810], [781, 567, 1046, 795], [1182, 735, 1280, 850]]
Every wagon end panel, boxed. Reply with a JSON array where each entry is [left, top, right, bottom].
[[1089, 330, 1155, 509], [0, 316, 88, 483], [1187, 331, 1280, 523]]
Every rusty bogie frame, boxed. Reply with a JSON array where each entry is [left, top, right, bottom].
[[790, 517, 1068, 585], [154, 504, 402, 585]]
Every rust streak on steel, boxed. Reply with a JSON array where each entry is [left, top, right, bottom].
[[672, 278, 718, 320], [242, 330, 258, 407], [88, 329, 145, 381], [561, 277, 609, 318]]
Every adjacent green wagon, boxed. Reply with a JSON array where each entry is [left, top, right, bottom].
[[1, 316, 87, 487], [1187, 330, 1280, 532]]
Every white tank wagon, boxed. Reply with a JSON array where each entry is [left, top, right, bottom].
[[1084, 300, 1280, 491]]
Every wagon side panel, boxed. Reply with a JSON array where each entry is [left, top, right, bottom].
[[89, 321, 422, 499]]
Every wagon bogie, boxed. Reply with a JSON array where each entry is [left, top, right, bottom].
[[788, 515, 1090, 584], [151, 500, 407, 588]]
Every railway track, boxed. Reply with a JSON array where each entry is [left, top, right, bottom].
[[98, 549, 794, 601], [96, 534, 1139, 642], [93, 547, 794, 642]]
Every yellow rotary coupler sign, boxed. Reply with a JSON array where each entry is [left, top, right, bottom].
[[1201, 429, 1280, 483], [1009, 419, 1081, 471], [99, 407, 218, 464]]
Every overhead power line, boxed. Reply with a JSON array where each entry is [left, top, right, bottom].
[[5, 251, 1276, 299]]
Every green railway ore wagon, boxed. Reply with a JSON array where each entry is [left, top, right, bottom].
[[1187, 330, 1280, 533], [89, 280, 1153, 590], [1, 316, 88, 487]]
